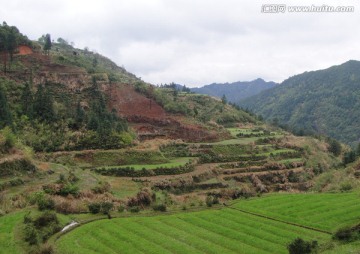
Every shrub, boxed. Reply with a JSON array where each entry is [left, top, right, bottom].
[[333, 225, 360, 242], [58, 183, 79, 197], [117, 205, 125, 213], [36, 244, 54, 254], [88, 202, 101, 214], [24, 211, 61, 245], [153, 203, 167, 212], [334, 227, 353, 241], [24, 224, 38, 245], [9, 178, 25, 186], [91, 181, 111, 194], [24, 212, 33, 224], [129, 206, 140, 213], [127, 189, 154, 208], [206, 196, 214, 207], [101, 201, 113, 214], [0, 127, 16, 151], [340, 182, 352, 192], [33, 211, 59, 228], [287, 237, 317, 254], [37, 197, 55, 211]]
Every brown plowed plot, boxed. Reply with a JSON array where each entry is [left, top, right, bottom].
[[108, 84, 166, 119]]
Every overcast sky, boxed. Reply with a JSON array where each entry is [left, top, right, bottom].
[[1, 0, 359, 87]]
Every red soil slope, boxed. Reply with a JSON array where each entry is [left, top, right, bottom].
[[16, 45, 33, 55], [107, 84, 220, 142], [108, 83, 166, 119]]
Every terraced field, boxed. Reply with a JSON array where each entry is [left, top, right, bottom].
[[55, 208, 330, 254], [97, 157, 193, 171], [55, 191, 360, 254], [232, 192, 360, 232]]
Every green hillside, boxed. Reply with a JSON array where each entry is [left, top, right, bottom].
[[191, 78, 277, 104], [239, 60, 360, 146]]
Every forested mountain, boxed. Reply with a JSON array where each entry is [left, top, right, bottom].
[[191, 78, 277, 103], [239, 60, 360, 146]]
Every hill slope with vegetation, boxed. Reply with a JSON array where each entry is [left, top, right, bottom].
[[191, 78, 277, 104], [239, 60, 360, 146]]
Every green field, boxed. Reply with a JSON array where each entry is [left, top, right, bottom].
[[55, 208, 329, 254], [232, 192, 360, 232], [98, 157, 193, 171], [0, 211, 26, 254], [54, 192, 360, 254]]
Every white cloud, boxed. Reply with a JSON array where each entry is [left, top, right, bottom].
[[0, 0, 359, 87]]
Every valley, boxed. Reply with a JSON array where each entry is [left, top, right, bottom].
[[0, 22, 359, 254]]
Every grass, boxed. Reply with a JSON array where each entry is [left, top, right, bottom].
[[105, 177, 141, 199], [210, 134, 284, 145], [55, 207, 330, 254], [0, 211, 26, 254], [277, 158, 303, 164], [98, 157, 193, 171], [43, 149, 169, 168], [232, 192, 360, 232]]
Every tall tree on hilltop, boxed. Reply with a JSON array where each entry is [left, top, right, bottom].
[[44, 34, 52, 55]]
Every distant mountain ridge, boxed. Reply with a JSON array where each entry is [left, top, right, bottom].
[[191, 78, 278, 103], [239, 60, 360, 145]]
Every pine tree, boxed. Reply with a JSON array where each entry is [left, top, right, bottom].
[[44, 34, 52, 55]]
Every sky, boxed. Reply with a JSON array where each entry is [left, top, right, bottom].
[[1, 0, 359, 87]]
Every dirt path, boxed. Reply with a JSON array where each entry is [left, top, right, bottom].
[[0, 154, 23, 164]]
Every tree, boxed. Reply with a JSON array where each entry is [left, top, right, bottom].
[[0, 23, 19, 72], [0, 85, 12, 128], [20, 83, 33, 118], [92, 56, 98, 68], [44, 34, 52, 55], [74, 101, 85, 128], [57, 37, 68, 45], [221, 94, 227, 104], [33, 84, 55, 122], [328, 138, 342, 156], [343, 150, 356, 165], [356, 143, 360, 156]]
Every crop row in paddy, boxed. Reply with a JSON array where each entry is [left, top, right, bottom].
[[55, 207, 329, 254], [231, 192, 360, 232]]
